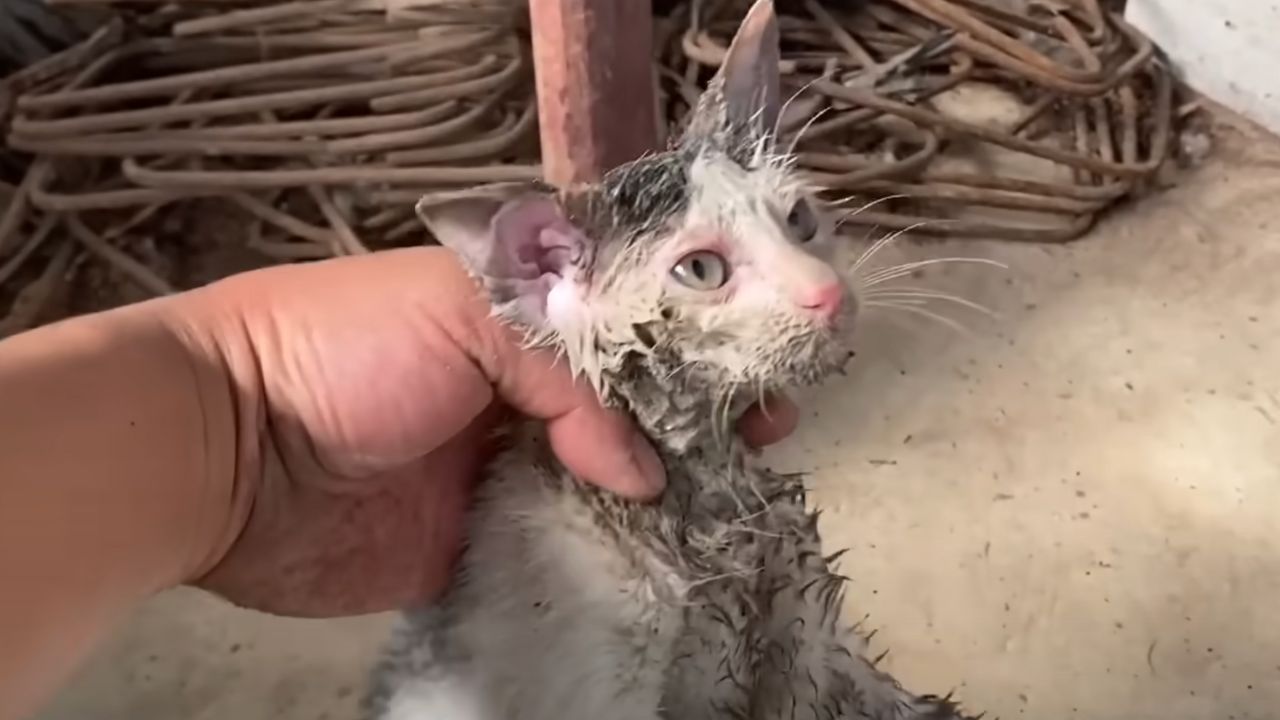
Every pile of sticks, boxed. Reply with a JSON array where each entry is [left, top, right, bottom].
[[0, 0, 1189, 335], [669, 0, 1181, 243]]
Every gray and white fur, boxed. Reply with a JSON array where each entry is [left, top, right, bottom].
[[364, 2, 982, 718]]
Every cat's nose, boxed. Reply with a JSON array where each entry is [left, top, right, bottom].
[[798, 282, 844, 325]]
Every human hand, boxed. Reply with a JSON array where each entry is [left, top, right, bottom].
[[166, 247, 797, 618]]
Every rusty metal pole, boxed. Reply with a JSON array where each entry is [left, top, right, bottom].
[[528, 0, 659, 188]]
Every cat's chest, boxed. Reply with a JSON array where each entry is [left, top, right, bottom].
[[643, 459, 803, 575], [645, 466, 822, 719], [466, 435, 831, 718], [549, 444, 817, 614]]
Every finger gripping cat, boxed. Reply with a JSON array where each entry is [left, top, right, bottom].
[[365, 2, 982, 718]]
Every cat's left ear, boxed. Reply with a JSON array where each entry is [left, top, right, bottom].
[[685, 0, 782, 141], [416, 182, 593, 328]]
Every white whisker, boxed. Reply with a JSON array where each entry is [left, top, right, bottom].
[[716, 385, 735, 452], [829, 194, 873, 206], [685, 566, 764, 592], [864, 300, 975, 336], [861, 288, 997, 317], [850, 233, 896, 273], [775, 74, 827, 141], [835, 194, 912, 232], [757, 379, 772, 424], [746, 467, 771, 511], [848, 217, 931, 271], [861, 257, 1009, 287], [785, 106, 832, 157], [735, 525, 785, 539]]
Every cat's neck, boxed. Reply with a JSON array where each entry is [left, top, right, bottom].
[[592, 356, 799, 551], [609, 361, 795, 541], [606, 355, 750, 456]]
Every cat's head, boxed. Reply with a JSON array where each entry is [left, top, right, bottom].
[[417, 0, 855, 402]]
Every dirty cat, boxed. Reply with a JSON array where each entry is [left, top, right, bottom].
[[364, 2, 980, 718]]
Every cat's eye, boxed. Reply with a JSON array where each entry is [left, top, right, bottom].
[[671, 251, 729, 291], [786, 197, 819, 244]]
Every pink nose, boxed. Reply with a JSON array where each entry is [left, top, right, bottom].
[[797, 282, 845, 323]]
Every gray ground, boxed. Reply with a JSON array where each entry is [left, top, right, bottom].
[[33, 111, 1280, 720]]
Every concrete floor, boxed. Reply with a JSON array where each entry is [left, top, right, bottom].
[[33, 115, 1280, 720]]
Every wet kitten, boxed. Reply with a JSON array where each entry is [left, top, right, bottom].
[[364, 2, 981, 718]]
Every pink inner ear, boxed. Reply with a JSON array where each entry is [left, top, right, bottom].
[[482, 196, 592, 324], [529, 227, 582, 277], [491, 198, 586, 281]]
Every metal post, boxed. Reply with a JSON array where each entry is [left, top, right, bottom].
[[528, 0, 659, 187]]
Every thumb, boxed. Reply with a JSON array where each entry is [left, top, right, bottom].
[[479, 334, 666, 500], [544, 400, 667, 501], [428, 253, 666, 499]]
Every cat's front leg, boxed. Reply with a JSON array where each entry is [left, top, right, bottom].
[[821, 639, 981, 720], [751, 518, 981, 720], [756, 577, 980, 720]]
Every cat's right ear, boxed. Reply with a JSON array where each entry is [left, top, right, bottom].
[[416, 182, 594, 328]]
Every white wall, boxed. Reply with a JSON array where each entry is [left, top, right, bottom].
[[1127, 1, 1280, 135]]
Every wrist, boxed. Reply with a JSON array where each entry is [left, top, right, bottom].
[[151, 284, 265, 586], [0, 295, 248, 719]]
